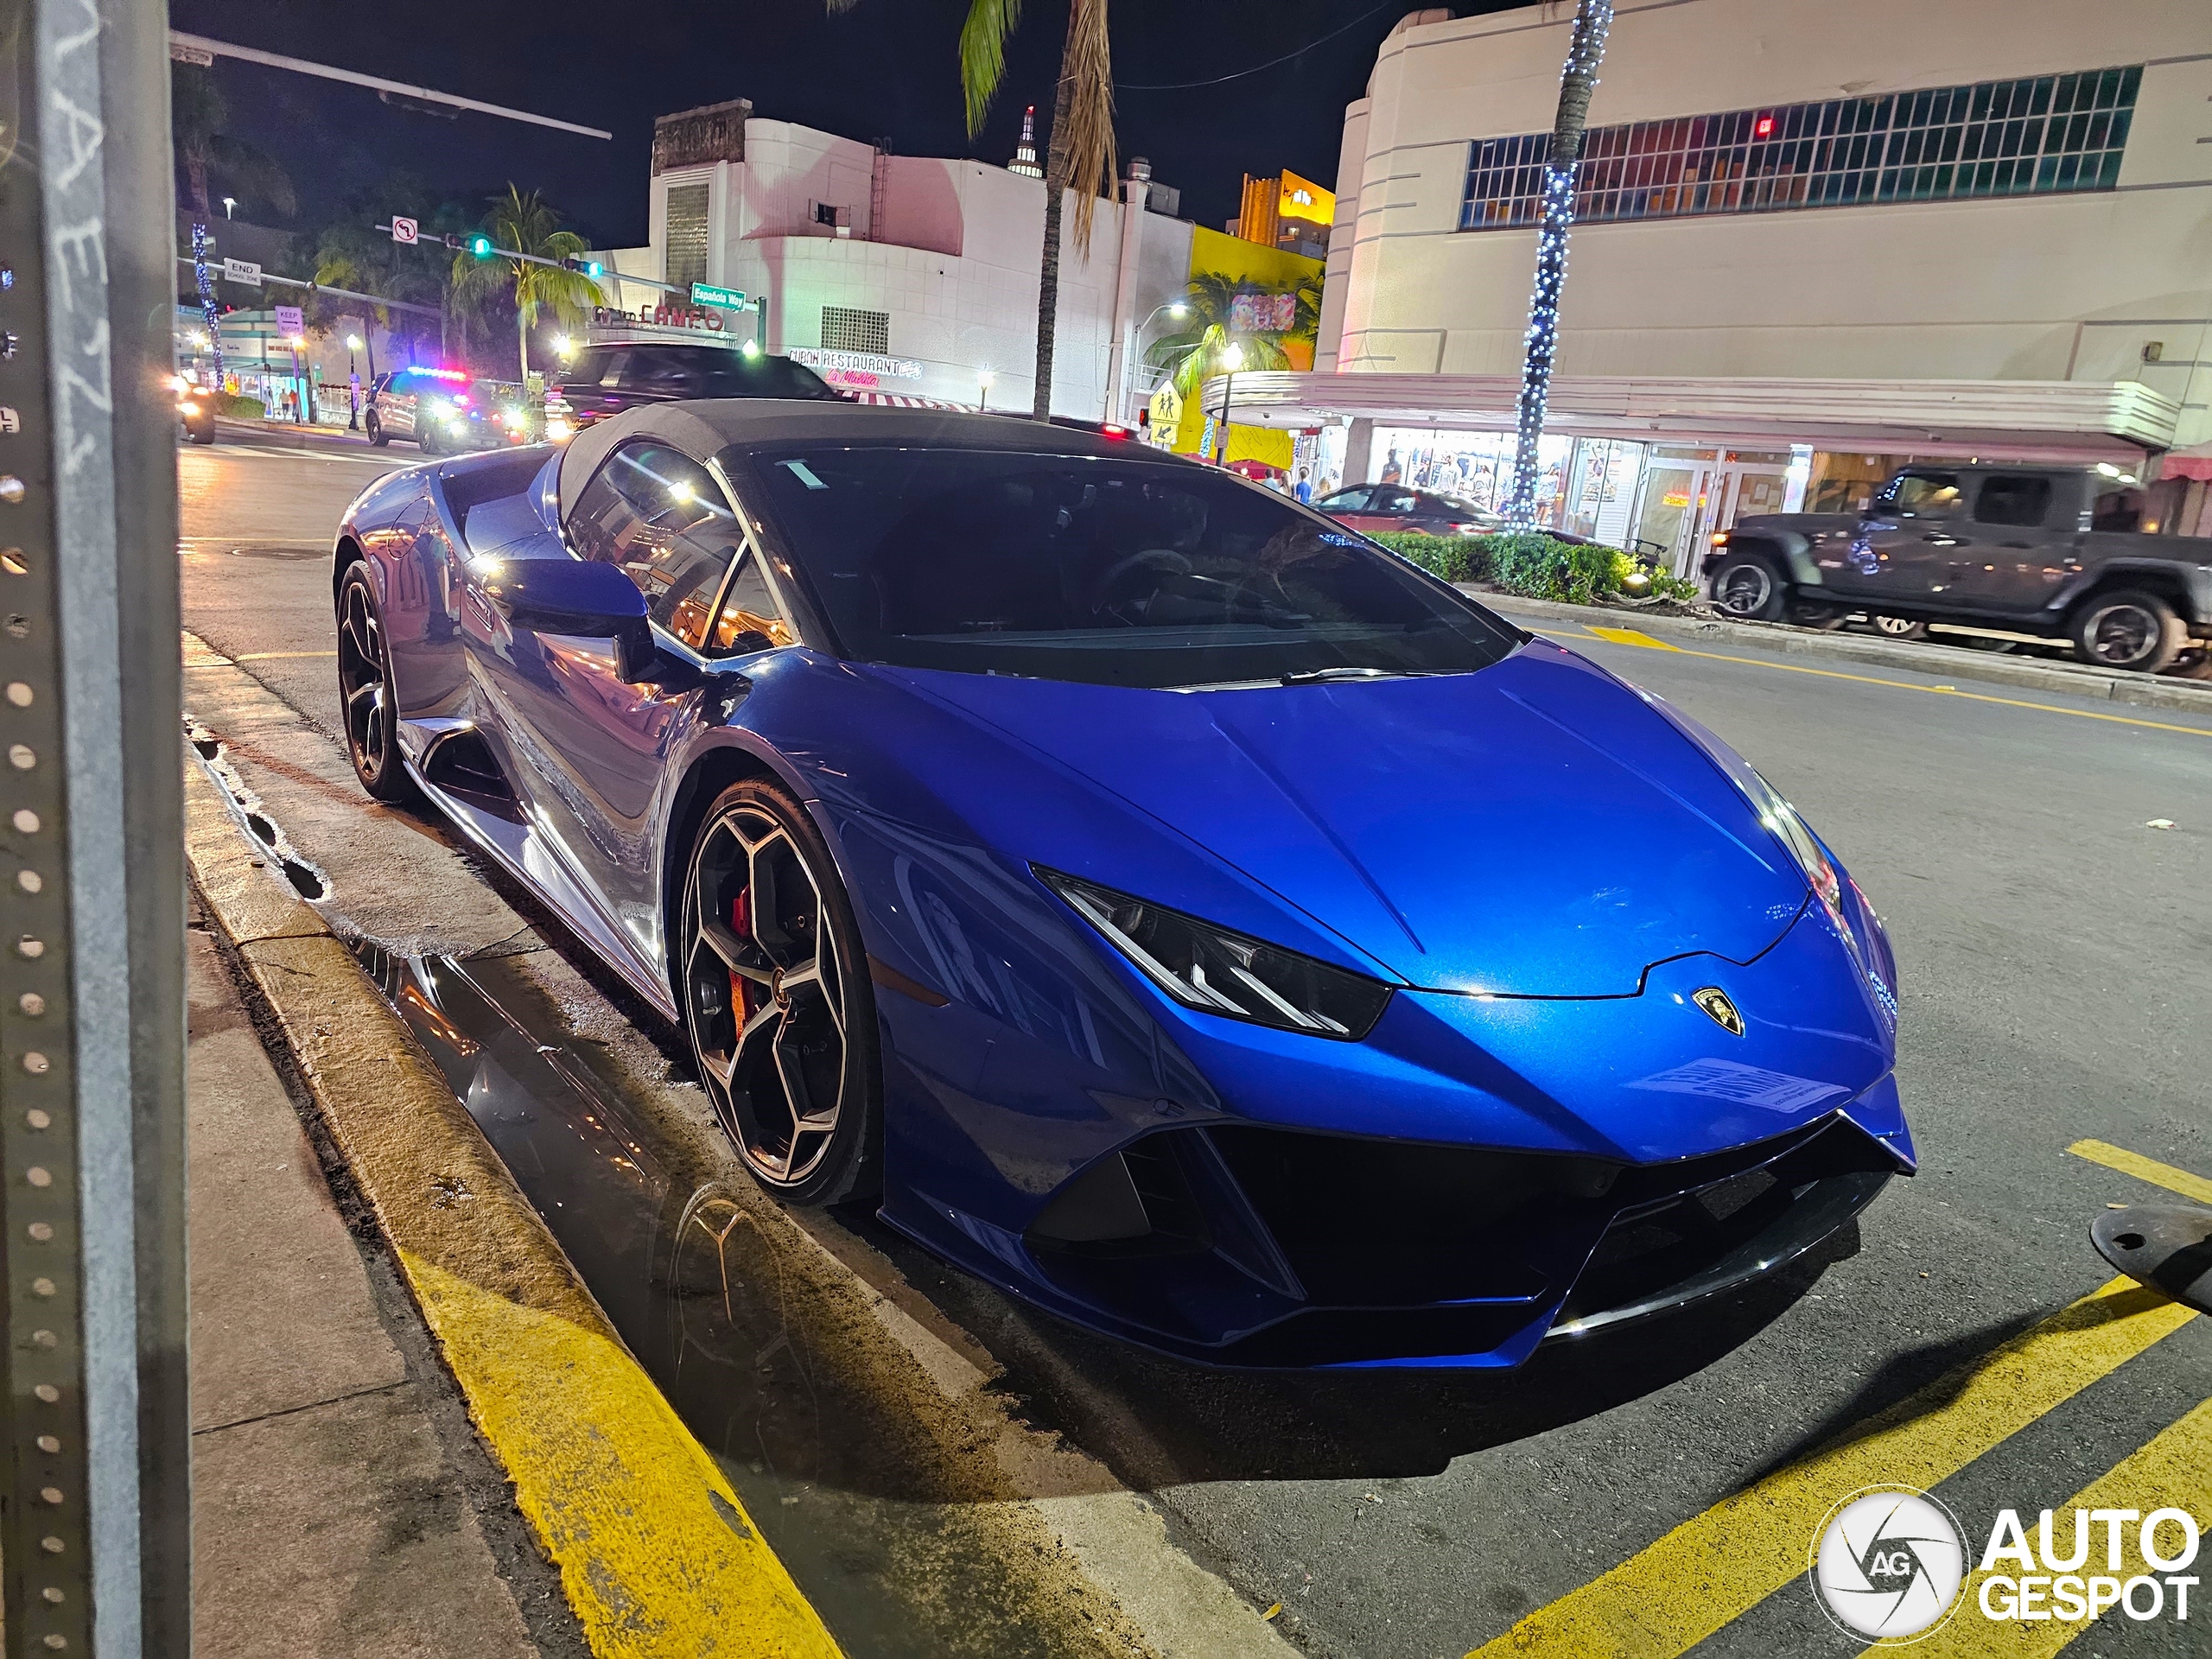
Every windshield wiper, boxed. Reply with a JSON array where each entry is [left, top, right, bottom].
[[1279, 666, 1428, 685]]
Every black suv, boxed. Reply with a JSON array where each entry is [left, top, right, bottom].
[[1707, 464, 2212, 673], [546, 342, 842, 433]]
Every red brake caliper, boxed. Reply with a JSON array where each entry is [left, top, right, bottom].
[[730, 883, 753, 1027]]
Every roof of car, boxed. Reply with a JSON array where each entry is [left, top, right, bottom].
[[556, 399, 1186, 507]]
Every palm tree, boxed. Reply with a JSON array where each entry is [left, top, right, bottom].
[[170, 64, 296, 225], [1502, 0, 1613, 527], [448, 186, 604, 381], [1145, 271, 1319, 401], [958, 0, 1116, 419]]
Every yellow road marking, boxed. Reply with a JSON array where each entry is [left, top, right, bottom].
[[1553, 627, 2212, 740], [1464, 1278, 2196, 1658], [1866, 1396, 2212, 1658], [1583, 624, 1681, 652], [2068, 1139, 2212, 1205], [233, 649, 340, 660]]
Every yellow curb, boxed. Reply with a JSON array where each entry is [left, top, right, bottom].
[[183, 755, 842, 1659]]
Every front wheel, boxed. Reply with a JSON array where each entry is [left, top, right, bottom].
[[335, 562, 417, 804], [1870, 614, 1927, 640], [2071, 589, 2184, 673], [1708, 550, 1788, 620], [678, 779, 881, 1205], [365, 412, 388, 447]]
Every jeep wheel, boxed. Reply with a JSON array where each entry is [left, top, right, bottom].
[[2071, 589, 2184, 674], [1870, 614, 1926, 640], [1709, 551, 1787, 621]]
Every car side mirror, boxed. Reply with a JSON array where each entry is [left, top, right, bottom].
[[479, 558, 655, 680]]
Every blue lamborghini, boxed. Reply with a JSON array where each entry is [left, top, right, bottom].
[[332, 403, 1913, 1368]]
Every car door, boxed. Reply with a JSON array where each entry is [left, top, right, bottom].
[[1834, 469, 1972, 606], [378, 371, 416, 439], [462, 438, 764, 972], [1950, 473, 2075, 615], [1313, 486, 1378, 531]]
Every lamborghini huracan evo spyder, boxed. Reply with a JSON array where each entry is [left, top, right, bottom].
[[332, 403, 1913, 1368]]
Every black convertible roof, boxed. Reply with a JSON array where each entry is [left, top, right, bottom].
[[556, 399, 1179, 508]]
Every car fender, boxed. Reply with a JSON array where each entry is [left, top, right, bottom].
[[2057, 556, 2212, 626]]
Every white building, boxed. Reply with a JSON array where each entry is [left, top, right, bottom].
[[597, 100, 1198, 421], [1226, 0, 2212, 562]]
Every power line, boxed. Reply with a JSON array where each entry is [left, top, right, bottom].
[[1116, 0, 1403, 92]]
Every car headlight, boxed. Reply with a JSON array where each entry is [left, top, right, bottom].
[[177, 401, 200, 416], [544, 416, 575, 442], [1036, 867, 1391, 1040]]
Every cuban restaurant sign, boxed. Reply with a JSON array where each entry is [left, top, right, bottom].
[[787, 347, 922, 382]]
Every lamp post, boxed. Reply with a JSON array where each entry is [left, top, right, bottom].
[[1214, 340, 1243, 466], [345, 333, 363, 429], [1126, 298, 1189, 425], [288, 332, 307, 424], [977, 367, 995, 415]]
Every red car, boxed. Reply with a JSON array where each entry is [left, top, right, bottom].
[[1314, 484, 1505, 537]]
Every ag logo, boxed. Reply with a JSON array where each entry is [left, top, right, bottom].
[[1811, 1487, 1967, 1641]]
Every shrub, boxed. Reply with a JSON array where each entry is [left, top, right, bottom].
[[213, 391, 263, 420], [1368, 531, 1495, 585]]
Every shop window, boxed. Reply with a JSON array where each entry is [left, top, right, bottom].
[[1462, 63, 2139, 232]]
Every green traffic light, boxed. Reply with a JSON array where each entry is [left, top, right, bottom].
[[471, 236, 493, 257], [586, 262, 604, 278]]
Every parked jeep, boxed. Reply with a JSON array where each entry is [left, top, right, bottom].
[[1704, 465, 2212, 672]]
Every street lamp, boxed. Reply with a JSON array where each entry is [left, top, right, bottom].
[[977, 368, 995, 415], [286, 333, 308, 425], [345, 334, 364, 430], [553, 334, 574, 359], [1215, 340, 1243, 465], [221, 195, 235, 219], [1126, 297, 1192, 424]]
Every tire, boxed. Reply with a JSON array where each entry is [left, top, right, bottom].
[[1788, 597, 1848, 631], [1708, 550, 1788, 621], [416, 420, 439, 455], [365, 413, 387, 447], [334, 562, 418, 804], [1870, 614, 1926, 640], [677, 779, 882, 1206], [2070, 588, 2184, 674]]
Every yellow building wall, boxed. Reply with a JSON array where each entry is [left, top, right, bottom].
[[1154, 228, 1320, 468]]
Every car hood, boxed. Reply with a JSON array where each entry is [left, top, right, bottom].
[[877, 641, 1810, 996]]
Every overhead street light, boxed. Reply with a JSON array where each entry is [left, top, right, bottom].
[[1216, 340, 1243, 465], [977, 367, 996, 415]]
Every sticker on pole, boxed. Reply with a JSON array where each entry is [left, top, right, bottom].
[[391, 217, 418, 245], [220, 257, 261, 288], [275, 305, 304, 336]]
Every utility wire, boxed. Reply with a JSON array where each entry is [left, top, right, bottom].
[[1116, 0, 1403, 91]]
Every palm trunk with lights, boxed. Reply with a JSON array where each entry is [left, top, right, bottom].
[[1503, 0, 1612, 529], [1031, 6, 1078, 422]]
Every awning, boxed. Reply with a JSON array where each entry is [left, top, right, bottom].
[[852, 391, 974, 411], [2160, 444, 2212, 482], [1198, 372, 2181, 466]]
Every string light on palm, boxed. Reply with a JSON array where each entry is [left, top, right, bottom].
[[1503, 0, 1613, 529]]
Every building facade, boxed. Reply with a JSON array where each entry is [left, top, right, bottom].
[[596, 102, 1200, 422], [1231, 0, 2212, 561]]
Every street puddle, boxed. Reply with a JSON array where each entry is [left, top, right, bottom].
[[349, 942, 1127, 1659]]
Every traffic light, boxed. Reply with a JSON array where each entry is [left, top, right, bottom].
[[561, 256, 606, 279], [469, 234, 494, 258], [585, 260, 604, 279]]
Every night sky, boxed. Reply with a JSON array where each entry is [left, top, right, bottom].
[[169, 0, 1521, 250]]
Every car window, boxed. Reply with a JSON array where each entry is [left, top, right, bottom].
[[1973, 475, 2052, 528], [2091, 488, 2144, 533], [562, 347, 626, 391], [1875, 473, 1961, 518], [620, 348, 707, 393], [695, 354, 840, 401], [566, 442, 741, 652], [709, 549, 798, 652], [744, 445, 1519, 690], [1373, 489, 1419, 515], [1316, 487, 1371, 512]]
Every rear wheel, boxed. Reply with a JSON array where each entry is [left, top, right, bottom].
[[1709, 550, 1788, 620], [2071, 588, 2184, 674], [1870, 614, 1926, 640], [335, 563, 416, 804], [678, 779, 881, 1205]]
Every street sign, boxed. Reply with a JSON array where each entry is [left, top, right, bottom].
[[391, 215, 418, 245], [276, 304, 304, 335], [220, 256, 262, 287], [691, 282, 746, 309], [168, 40, 214, 66]]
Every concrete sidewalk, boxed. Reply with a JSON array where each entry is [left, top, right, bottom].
[[187, 904, 584, 1658]]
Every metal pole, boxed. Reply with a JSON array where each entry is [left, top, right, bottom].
[[3, 3, 191, 1657]]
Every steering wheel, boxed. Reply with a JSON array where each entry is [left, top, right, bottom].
[[1085, 547, 1192, 614]]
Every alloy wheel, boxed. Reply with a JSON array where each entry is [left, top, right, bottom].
[[2085, 603, 2156, 666], [1717, 563, 1773, 617], [683, 803, 849, 1188], [337, 577, 393, 786]]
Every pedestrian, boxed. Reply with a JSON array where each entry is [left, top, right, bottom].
[[1380, 448, 1402, 485], [1294, 466, 1313, 505]]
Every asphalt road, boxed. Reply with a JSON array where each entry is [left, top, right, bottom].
[[179, 435, 2212, 1659]]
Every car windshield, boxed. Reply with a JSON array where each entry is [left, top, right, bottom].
[[565, 346, 839, 401], [743, 446, 1521, 689]]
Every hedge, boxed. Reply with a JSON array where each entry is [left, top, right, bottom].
[[1371, 529, 1698, 606]]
